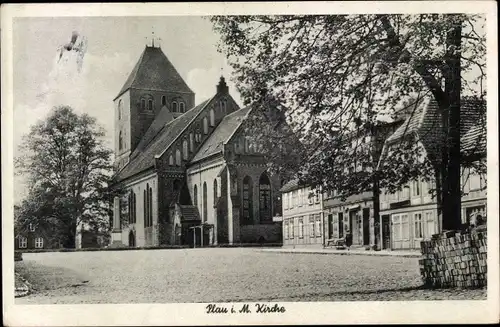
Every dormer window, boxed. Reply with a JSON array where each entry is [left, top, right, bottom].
[[172, 101, 178, 112], [29, 223, 35, 232], [179, 102, 185, 113], [162, 96, 167, 106], [147, 99, 153, 111]]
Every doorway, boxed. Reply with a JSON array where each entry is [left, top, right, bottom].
[[362, 208, 370, 246], [128, 230, 136, 247], [382, 215, 391, 249]]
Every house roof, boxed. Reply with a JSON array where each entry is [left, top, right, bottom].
[[114, 46, 193, 100], [379, 96, 486, 167], [280, 178, 309, 193], [386, 97, 485, 145], [114, 97, 215, 182], [178, 205, 201, 222], [461, 121, 486, 155], [190, 106, 252, 163]]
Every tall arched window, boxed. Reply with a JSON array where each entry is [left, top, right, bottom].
[[182, 139, 188, 160], [259, 173, 272, 223], [162, 95, 166, 106], [148, 185, 153, 227], [179, 102, 185, 113], [189, 133, 194, 152], [128, 191, 136, 224], [172, 101, 178, 112], [141, 99, 146, 111], [143, 189, 147, 226], [203, 182, 208, 222], [118, 100, 122, 120], [173, 180, 180, 192], [169, 154, 174, 166], [209, 109, 215, 126], [203, 117, 209, 134], [144, 184, 153, 228], [193, 185, 198, 207], [148, 99, 153, 111], [119, 131, 123, 150], [213, 179, 218, 204], [175, 149, 181, 166], [242, 176, 253, 225]]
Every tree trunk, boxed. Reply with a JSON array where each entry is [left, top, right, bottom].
[[441, 19, 463, 231]]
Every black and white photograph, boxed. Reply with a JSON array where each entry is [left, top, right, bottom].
[[2, 2, 498, 325]]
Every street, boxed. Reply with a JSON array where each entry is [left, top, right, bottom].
[[15, 248, 486, 304]]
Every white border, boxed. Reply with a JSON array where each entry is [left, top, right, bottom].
[[2, 2, 498, 325]]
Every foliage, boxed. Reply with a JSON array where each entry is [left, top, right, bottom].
[[15, 106, 115, 248], [211, 14, 486, 211]]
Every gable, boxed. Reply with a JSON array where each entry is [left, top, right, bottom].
[[190, 105, 252, 164], [114, 97, 215, 182]]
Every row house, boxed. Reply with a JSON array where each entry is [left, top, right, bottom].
[[377, 97, 486, 250], [281, 180, 324, 247]]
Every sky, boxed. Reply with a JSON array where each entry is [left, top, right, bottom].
[[13, 16, 243, 202]]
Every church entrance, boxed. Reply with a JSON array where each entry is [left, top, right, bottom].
[[128, 230, 136, 247]]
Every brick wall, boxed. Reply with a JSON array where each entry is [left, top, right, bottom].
[[419, 230, 487, 288]]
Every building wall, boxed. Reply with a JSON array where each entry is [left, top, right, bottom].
[[379, 168, 487, 250], [282, 186, 323, 247], [120, 173, 159, 247], [114, 90, 131, 171], [186, 157, 225, 245]]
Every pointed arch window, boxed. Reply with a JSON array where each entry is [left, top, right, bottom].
[[213, 178, 218, 204], [203, 182, 208, 222], [189, 133, 194, 152], [119, 131, 123, 151], [242, 176, 253, 225], [147, 99, 154, 111], [128, 191, 136, 224], [175, 149, 181, 166], [169, 154, 174, 166], [259, 173, 272, 223], [182, 139, 188, 160], [179, 102, 185, 113], [172, 101, 178, 112], [193, 185, 198, 207], [203, 117, 209, 134], [209, 109, 215, 126], [144, 184, 153, 227], [141, 99, 146, 111], [162, 96, 167, 106]]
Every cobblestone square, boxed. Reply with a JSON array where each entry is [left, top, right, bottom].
[[15, 248, 486, 304]]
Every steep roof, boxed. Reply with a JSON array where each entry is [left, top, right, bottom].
[[461, 121, 486, 156], [114, 46, 193, 100], [379, 97, 486, 167], [114, 97, 215, 182], [132, 105, 175, 156], [386, 97, 485, 145], [190, 106, 252, 163]]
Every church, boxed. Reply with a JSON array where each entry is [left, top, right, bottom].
[[109, 43, 284, 247]]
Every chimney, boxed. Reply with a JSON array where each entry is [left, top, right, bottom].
[[216, 76, 229, 94]]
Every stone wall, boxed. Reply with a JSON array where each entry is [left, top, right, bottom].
[[419, 230, 487, 288]]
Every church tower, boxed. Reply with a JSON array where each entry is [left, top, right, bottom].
[[113, 42, 195, 171]]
